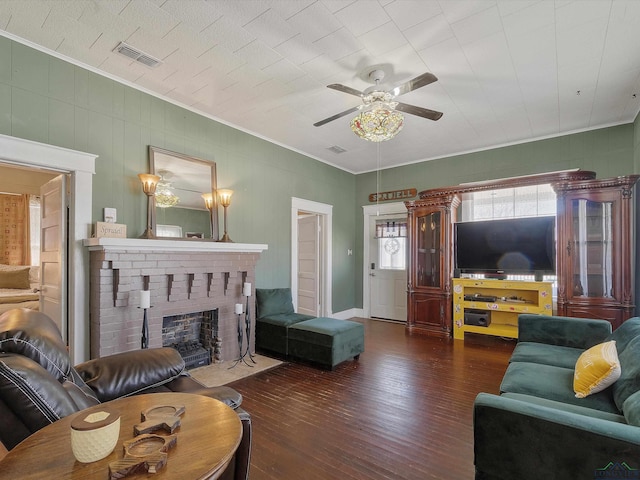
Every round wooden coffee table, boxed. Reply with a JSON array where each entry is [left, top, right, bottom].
[[0, 392, 242, 479]]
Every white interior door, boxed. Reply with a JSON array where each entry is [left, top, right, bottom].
[[297, 214, 320, 316], [40, 175, 67, 340], [291, 197, 332, 318], [369, 214, 407, 322]]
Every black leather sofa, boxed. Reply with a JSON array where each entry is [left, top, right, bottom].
[[0, 308, 251, 480]]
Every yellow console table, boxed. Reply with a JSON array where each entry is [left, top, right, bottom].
[[452, 278, 553, 340]]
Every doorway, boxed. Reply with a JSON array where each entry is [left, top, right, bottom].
[[369, 213, 407, 321], [0, 164, 66, 334], [291, 197, 332, 317], [363, 202, 408, 321], [0, 133, 96, 363]]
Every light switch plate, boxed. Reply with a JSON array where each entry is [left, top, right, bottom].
[[104, 207, 117, 223]]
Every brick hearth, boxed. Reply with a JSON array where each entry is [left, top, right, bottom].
[[84, 238, 267, 361]]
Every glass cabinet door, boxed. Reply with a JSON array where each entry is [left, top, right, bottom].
[[570, 198, 614, 298], [416, 211, 441, 288]]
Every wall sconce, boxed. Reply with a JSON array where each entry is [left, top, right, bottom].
[[138, 173, 160, 239], [201, 192, 218, 240], [217, 189, 233, 243]]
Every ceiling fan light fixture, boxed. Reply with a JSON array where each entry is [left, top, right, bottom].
[[350, 103, 404, 142]]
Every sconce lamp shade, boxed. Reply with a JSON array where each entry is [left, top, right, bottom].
[[201, 192, 215, 210], [138, 174, 160, 195], [217, 189, 234, 243], [138, 173, 161, 239], [218, 189, 234, 207]]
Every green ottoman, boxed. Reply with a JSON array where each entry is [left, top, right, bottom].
[[287, 317, 364, 369]]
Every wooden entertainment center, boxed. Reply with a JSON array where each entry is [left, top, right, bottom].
[[405, 171, 640, 338]]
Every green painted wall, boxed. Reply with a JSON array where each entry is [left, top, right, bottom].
[[354, 125, 636, 308], [0, 37, 356, 313]]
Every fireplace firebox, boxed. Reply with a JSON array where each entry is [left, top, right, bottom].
[[162, 309, 219, 369]]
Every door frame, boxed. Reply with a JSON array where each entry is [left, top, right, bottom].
[[291, 197, 332, 317], [0, 134, 96, 363], [362, 202, 407, 319]]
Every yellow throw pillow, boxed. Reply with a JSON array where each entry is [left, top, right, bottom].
[[574, 340, 621, 398]]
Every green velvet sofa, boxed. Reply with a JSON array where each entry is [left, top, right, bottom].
[[474, 314, 640, 480]]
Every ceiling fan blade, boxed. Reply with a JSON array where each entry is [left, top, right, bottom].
[[389, 72, 438, 97], [313, 106, 361, 127], [327, 84, 364, 97], [395, 102, 443, 121]]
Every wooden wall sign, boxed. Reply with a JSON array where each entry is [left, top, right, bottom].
[[95, 222, 127, 238], [369, 188, 417, 203]]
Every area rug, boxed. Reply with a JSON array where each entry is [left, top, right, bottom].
[[189, 354, 282, 387]]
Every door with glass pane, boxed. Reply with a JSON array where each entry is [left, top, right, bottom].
[[555, 176, 639, 329], [416, 212, 441, 289], [569, 198, 614, 299], [369, 216, 407, 321]]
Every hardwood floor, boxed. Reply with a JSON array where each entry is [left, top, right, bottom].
[[228, 318, 515, 480]]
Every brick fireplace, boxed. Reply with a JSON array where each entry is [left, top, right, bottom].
[[84, 238, 267, 361]]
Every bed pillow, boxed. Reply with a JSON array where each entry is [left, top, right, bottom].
[[0, 264, 29, 271], [573, 340, 621, 398], [0, 267, 31, 289], [29, 266, 40, 283]]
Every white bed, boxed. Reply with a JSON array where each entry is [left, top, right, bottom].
[[0, 265, 40, 314]]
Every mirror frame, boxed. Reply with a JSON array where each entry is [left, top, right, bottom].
[[148, 146, 219, 240]]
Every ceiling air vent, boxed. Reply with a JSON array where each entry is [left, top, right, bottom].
[[113, 42, 162, 68], [327, 145, 347, 154]]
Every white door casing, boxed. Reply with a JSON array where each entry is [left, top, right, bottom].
[[297, 214, 320, 316], [363, 202, 407, 320], [0, 133, 96, 363], [291, 197, 332, 317], [40, 175, 67, 338]]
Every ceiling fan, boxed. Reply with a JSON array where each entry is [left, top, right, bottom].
[[313, 68, 443, 132]]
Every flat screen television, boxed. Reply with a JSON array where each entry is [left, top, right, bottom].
[[454, 216, 556, 275]]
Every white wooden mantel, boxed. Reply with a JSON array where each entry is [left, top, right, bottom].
[[84, 237, 268, 253]]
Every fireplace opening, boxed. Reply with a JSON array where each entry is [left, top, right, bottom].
[[162, 309, 219, 369]]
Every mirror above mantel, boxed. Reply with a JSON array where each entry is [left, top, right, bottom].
[[148, 146, 219, 240]]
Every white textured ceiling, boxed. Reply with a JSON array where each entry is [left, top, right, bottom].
[[2, 0, 640, 174]]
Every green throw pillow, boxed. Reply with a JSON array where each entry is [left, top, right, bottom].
[[606, 317, 640, 354], [622, 390, 640, 426], [256, 288, 294, 318], [612, 335, 640, 411]]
